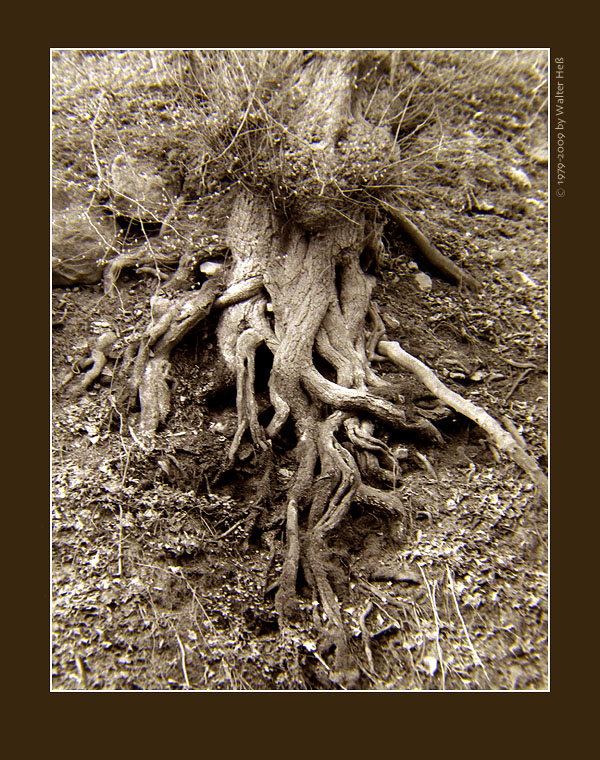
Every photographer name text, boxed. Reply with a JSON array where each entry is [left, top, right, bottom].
[[555, 57, 565, 195]]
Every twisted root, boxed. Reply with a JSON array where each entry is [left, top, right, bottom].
[[70, 331, 117, 396]]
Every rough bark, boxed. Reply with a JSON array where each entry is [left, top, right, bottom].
[[212, 189, 416, 687]]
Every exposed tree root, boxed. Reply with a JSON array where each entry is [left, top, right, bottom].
[[103, 247, 181, 296], [213, 276, 264, 309], [99, 183, 497, 687], [127, 277, 223, 440], [97, 202, 541, 686], [208, 190, 421, 686], [70, 331, 117, 397], [228, 327, 269, 460], [380, 198, 482, 292], [85, 193, 522, 689], [113, 273, 268, 448], [160, 249, 204, 292], [377, 340, 548, 501]]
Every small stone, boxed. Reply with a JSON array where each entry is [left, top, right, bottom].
[[414, 272, 433, 291], [422, 655, 438, 676], [529, 144, 548, 165], [505, 165, 532, 190], [515, 269, 539, 288], [469, 369, 487, 382], [238, 443, 254, 462], [199, 261, 223, 276]]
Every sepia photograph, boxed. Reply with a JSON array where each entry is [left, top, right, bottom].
[[51, 49, 549, 690]]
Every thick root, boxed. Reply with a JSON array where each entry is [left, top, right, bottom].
[[138, 357, 171, 435], [302, 367, 442, 442], [217, 190, 444, 688], [304, 418, 362, 688], [380, 199, 482, 292], [103, 246, 180, 296], [274, 499, 301, 620], [161, 249, 205, 292], [228, 328, 268, 461], [129, 277, 222, 440], [70, 331, 117, 396], [378, 340, 548, 501]]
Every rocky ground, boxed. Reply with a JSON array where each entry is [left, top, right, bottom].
[[51, 50, 548, 690]]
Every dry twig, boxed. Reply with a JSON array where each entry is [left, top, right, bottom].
[[359, 601, 375, 673], [418, 565, 446, 689], [504, 367, 533, 402], [174, 630, 191, 690], [446, 566, 493, 688]]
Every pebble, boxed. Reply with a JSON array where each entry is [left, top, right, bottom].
[[529, 145, 548, 165], [414, 272, 433, 291], [505, 166, 532, 190], [469, 369, 486, 382], [199, 261, 223, 276]]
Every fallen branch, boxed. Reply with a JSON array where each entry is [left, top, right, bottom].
[[202, 518, 246, 542], [378, 340, 547, 501], [74, 654, 88, 690], [173, 630, 191, 690]]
